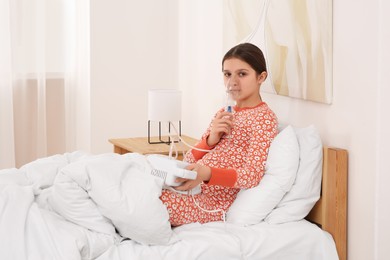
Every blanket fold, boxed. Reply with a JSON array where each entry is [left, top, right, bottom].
[[49, 152, 175, 245]]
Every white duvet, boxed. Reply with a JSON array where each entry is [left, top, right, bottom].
[[0, 152, 339, 260], [0, 152, 174, 260]]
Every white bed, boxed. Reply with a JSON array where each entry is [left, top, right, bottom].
[[0, 125, 347, 260], [97, 220, 337, 260]]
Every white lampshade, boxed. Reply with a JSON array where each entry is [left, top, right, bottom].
[[148, 89, 181, 122]]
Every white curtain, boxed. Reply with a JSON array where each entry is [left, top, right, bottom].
[[0, 0, 90, 169]]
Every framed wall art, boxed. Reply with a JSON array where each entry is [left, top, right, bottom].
[[223, 0, 333, 104]]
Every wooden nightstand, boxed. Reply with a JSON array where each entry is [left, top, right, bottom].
[[108, 135, 198, 160]]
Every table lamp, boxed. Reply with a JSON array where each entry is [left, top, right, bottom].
[[148, 89, 182, 144]]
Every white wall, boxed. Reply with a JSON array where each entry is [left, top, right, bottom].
[[376, 1, 390, 259], [90, 0, 178, 153], [178, 0, 226, 138], [263, 1, 387, 258], [90, 0, 390, 259]]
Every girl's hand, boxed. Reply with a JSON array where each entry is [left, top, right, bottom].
[[207, 111, 233, 147], [174, 164, 211, 192]]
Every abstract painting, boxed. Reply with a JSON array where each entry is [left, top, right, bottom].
[[223, 0, 333, 104]]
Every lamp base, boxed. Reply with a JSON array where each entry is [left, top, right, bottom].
[[148, 121, 181, 145]]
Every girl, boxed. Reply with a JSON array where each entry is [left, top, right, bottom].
[[160, 43, 278, 226]]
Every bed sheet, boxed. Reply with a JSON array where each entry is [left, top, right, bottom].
[[97, 220, 338, 260]]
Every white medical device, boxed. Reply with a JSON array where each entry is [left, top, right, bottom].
[[147, 154, 201, 195]]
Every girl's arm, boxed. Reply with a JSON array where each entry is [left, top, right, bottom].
[[184, 108, 231, 163]]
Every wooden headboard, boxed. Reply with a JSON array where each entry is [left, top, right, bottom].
[[306, 147, 348, 260]]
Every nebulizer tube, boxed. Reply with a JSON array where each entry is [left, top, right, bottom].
[[166, 80, 237, 156]]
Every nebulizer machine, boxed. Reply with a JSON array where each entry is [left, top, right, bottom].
[[148, 154, 201, 194]]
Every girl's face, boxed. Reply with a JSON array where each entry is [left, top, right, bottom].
[[222, 58, 267, 108]]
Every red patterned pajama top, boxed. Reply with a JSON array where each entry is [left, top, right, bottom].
[[160, 102, 278, 226]]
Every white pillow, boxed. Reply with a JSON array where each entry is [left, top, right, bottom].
[[226, 125, 299, 225], [265, 125, 323, 224]]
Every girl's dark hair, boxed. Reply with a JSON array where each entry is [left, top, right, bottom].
[[222, 43, 267, 75]]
